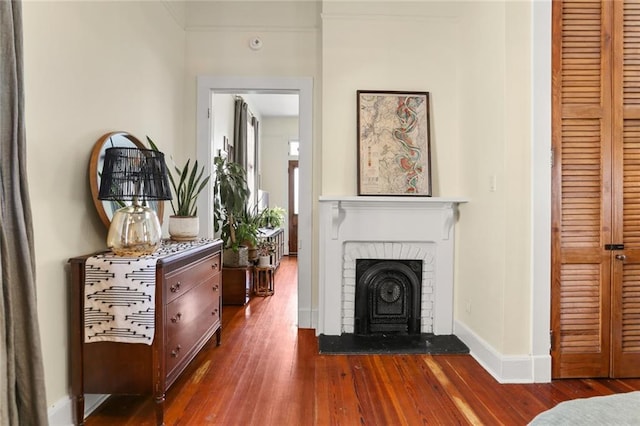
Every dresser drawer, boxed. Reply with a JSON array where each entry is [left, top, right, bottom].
[[164, 253, 221, 303], [165, 276, 221, 376]]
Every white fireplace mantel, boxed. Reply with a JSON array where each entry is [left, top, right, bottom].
[[318, 196, 468, 336]]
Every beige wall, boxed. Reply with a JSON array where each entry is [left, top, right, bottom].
[[456, 1, 532, 354], [21, 0, 537, 418], [184, 0, 323, 322], [502, 1, 532, 355], [183, 1, 321, 157], [321, 1, 461, 196], [321, 1, 532, 355], [22, 0, 186, 411]]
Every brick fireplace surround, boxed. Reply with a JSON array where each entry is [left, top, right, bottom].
[[318, 196, 467, 336]]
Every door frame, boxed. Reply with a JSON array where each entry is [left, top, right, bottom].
[[196, 76, 314, 329], [288, 159, 299, 255], [532, 0, 553, 382]]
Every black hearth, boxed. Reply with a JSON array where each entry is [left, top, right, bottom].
[[354, 259, 422, 335], [317, 333, 470, 355]]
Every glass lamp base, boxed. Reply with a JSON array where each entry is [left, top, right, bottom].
[[107, 204, 162, 256]]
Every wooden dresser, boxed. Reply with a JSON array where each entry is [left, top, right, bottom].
[[69, 239, 223, 425]]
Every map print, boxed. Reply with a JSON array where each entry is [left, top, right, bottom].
[[359, 92, 430, 195]]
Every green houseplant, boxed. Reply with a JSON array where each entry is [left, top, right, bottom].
[[167, 158, 210, 217], [213, 155, 255, 266], [260, 206, 286, 229], [239, 204, 263, 261], [256, 238, 277, 267], [147, 137, 210, 240]]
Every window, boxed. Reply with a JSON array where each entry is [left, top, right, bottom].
[[289, 140, 299, 157]]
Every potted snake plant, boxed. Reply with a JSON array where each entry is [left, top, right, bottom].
[[147, 137, 210, 241]]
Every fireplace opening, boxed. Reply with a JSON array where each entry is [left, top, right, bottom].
[[354, 259, 422, 335]]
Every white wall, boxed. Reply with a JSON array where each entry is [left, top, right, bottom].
[[212, 93, 235, 160], [22, 0, 186, 419], [260, 116, 299, 252]]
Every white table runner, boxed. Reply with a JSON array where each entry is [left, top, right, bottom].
[[84, 239, 212, 345]]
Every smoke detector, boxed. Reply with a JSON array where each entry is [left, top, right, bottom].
[[249, 37, 263, 51]]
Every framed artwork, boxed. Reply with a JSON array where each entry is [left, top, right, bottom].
[[357, 90, 432, 196], [225, 136, 235, 163]]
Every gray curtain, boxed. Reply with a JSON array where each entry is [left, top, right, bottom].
[[233, 97, 248, 170], [252, 116, 260, 206], [0, 1, 49, 425]]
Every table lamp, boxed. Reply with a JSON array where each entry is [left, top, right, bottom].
[[98, 147, 172, 256]]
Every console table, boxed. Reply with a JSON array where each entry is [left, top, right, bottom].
[[68, 239, 223, 425], [258, 227, 285, 268]]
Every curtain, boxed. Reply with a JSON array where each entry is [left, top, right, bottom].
[[233, 97, 248, 169], [0, 1, 49, 425], [252, 116, 260, 206]]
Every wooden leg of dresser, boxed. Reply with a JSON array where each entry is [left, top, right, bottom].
[[155, 393, 165, 426], [216, 327, 222, 346], [73, 394, 85, 425]]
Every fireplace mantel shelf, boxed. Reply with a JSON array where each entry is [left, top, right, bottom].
[[319, 196, 468, 241], [319, 196, 469, 205]]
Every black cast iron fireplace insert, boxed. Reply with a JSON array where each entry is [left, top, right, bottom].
[[354, 259, 422, 335]]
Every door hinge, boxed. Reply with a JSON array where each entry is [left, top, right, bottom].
[[207, 108, 211, 119], [605, 244, 625, 250], [551, 149, 554, 167], [549, 330, 553, 352]]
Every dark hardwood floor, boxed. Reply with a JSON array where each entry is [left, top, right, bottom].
[[85, 256, 640, 425]]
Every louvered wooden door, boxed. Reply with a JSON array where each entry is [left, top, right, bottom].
[[611, 0, 640, 377], [553, 0, 640, 378]]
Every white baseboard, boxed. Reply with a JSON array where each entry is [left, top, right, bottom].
[[532, 353, 552, 382], [454, 320, 551, 384], [48, 394, 109, 426], [298, 307, 317, 329]]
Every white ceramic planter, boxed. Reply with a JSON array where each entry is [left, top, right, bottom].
[[168, 216, 199, 241], [258, 255, 271, 267]]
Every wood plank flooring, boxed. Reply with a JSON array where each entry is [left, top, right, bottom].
[[85, 256, 640, 425]]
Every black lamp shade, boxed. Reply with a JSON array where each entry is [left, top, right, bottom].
[[98, 147, 172, 202]]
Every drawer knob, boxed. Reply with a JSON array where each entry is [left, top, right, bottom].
[[212, 262, 219, 269], [170, 313, 182, 323], [212, 284, 219, 291], [212, 308, 218, 316], [171, 345, 182, 358], [170, 282, 181, 293]]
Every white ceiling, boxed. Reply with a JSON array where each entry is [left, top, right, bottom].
[[242, 93, 299, 118]]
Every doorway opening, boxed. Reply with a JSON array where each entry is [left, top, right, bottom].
[[196, 76, 313, 329]]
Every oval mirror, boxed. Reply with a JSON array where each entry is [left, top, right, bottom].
[[89, 132, 165, 229]]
